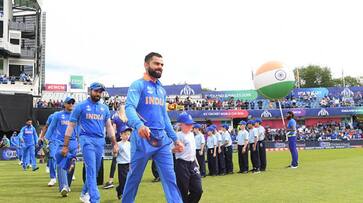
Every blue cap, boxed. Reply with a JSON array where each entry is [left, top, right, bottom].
[[210, 124, 217, 130], [247, 120, 255, 125], [206, 126, 214, 133], [193, 123, 202, 129], [255, 118, 262, 124], [119, 125, 132, 133], [64, 96, 75, 104], [177, 112, 195, 125], [239, 121, 247, 125], [222, 124, 229, 129], [89, 82, 106, 92]]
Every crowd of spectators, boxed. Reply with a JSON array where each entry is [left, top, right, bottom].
[[265, 121, 363, 141], [35, 99, 64, 108], [35, 89, 363, 111], [0, 72, 33, 85], [166, 91, 363, 111]]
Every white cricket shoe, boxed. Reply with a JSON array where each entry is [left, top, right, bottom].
[[48, 178, 56, 187], [61, 187, 69, 197], [79, 193, 90, 203]]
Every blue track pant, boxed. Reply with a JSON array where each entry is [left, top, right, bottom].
[[56, 140, 77, 191], [288, 136, 299, 167], [80, 136, 105, 203], [16, 147, 23, 162], [48, 141, 58, 179], [122, 132, 182, 203], [22, 145, 36, 169]]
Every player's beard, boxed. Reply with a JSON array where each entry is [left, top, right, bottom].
[[91, 94, 101, 102], [287, 115, 292, 120], [147, 67, 162, 79]]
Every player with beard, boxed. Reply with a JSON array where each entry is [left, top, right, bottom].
[[61, 82, 119, 203], [122, 52, 184, 203]]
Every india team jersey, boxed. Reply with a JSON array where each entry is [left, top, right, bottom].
[[125, 78, 177, 142], [70, 98, 110, 138]]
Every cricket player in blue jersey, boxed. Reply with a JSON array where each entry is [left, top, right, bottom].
[[19, 118, 39, 171], [47, 97, 78, 197], [286, 111, 299, 168], [39, 113, 58, 186], [10, 131, 22, 164], [122, 52, 184, 203], [61, 83, 118, 203]]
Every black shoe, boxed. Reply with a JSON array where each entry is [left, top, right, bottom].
[[252, 169, 261, 174], [152, 177, 160, 182], [237, 171, 243, 174], [116, 187, 122, 200], [103, 181, 114, 189], [32, 167, 39, 171]]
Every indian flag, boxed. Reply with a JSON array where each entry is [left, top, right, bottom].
[[253, 61, 295, 99]]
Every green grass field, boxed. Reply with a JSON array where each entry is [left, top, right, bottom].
[[0, 148, 362, 203]]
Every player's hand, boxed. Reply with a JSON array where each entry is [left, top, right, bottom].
[[253, 144, 257, 151], [213, 153, 216, 157], [138, 125, 150, 139], [174, 141, 184, 153], [113, 143, 119, 157], [61, 146, 69, 157], [218, 148, 221, 154], [242, 147, 246, 153], [199, 151, 203, 156]]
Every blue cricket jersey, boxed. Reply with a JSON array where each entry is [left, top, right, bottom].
[[19, 125, 38, 146], [125, 78, 178, 142], [287, 118, 297, 137], [47, 110, 77, 142], [10, 134, 19, 147], [45, 113, 56, 141], [69, 98, 110, 138]]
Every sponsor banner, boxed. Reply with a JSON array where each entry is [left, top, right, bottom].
[[0, 147, 18, 160], [168, 109, 249, 120], [70, 75, 84, 89], [44, 84, 67, 92], [203, 90, 258, 101]]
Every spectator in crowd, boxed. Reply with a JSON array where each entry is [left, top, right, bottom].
[[0, 135, 10, 148]]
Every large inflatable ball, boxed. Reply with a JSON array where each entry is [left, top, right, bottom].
[[253, 61, 295, 99]]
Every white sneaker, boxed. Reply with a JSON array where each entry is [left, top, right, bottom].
[[290, 165, 298, 169], [79, 193, 90, 203], [18, 161, 22, 165], [61, 187, 69, 197], [48, 178, 56, 187], [46, 167, 50, 173]]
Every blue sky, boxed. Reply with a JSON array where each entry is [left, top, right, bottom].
[[43, 0, 363, 90]]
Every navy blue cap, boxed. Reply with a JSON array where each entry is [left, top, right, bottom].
[[193, 123, 202, 129], [177, 112, 195, 125], [222, 124, 229, 129], [255, 118, 262, 124], [64, 96, 75, 104], [239, 121, 247, 125], [247, 120, 255, 125], [89, 82, 106, 92], [120, 125, 132, 133]]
